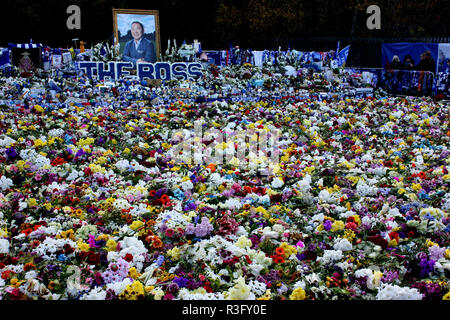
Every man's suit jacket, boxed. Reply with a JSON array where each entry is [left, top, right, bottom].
[[123, 37, 155, 64]]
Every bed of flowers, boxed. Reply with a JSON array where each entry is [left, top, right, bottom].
[[0, 62, 449, 300]]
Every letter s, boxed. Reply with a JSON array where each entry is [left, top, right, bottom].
[[172, 63, 188, 80], [187, 63, 203, 79]]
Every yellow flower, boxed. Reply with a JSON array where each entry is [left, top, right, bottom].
[[426, 240, 438, 248], [128, 267, 141, 279], [77, 241, 90, 252], [443, 291, 450, 300], [445, 249, 450, 259], [105, 239, 118, 252], [120, 280, 145, 300], [280, 242, 297, 258], [33, 139, 46, 148], [331, 220, 345, 232], [161, 143, 171, 150], [236, 236, 252, 249], [27, 198, 38, 207], [34, 105, 45, 112], [398, 188, 406, 195], [167, 247, 181, 260], [352, 215, 361, 226], [255, 206, 269, 219], [257, 289, 272, 300], [388, 239, 398, 247], [96, 156, 107, 165], [152, 288, 165, 300], [290, 287, 306, 300], [343, 229, 356, 242], [130, 220, 144, 231]]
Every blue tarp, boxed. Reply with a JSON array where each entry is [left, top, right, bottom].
[[0, 48, 10, 67], [382, 43, 439, 73]]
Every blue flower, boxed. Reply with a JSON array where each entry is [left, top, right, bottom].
[[156, 255, 165, 267], [57, 254, 67, 262], [5, 147, 17, 159], [173, 188, 185, 200]]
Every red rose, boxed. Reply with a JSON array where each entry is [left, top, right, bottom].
[[123, 253, 133, 262]]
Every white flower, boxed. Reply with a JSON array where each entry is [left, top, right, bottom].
[[376, 284, 423, 300], [355, 268, 375, 289], [180, 180, 194, 191], [106, 278, 133, 295], [223, 198, 242, 210], [0, 176, 13, 191], [271, 177, 284, 189], [225, 277, 255, 300], [80, 287, 107, 300], [0, 136, 16, 147], [113, 198, 131, 211], [0, 239, 9, 254], [320, 250, 343, 265], [333, 238, 353, 251], [318, 189, 331, 202], [248, 280, 267, 297], [293, 280, 306, 290]]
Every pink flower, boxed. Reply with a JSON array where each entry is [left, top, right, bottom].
[[35, 173, 42, 181], [296, 241, 305, 248], [165, 228, 175, 238]]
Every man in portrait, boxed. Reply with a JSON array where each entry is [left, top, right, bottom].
[[122, 21, 156, 66]]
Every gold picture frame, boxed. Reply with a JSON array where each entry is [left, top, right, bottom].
[[112, 8, 161, 62]]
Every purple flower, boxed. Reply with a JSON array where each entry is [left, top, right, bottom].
[[324, 220, 332, 231], [185, 223, 195, 235], [419, 258, 435, 278], [5, 147, 17, 159], [173, 277, 189, 288], [75, 149, 86, 158], [428, 245, 445, 261]]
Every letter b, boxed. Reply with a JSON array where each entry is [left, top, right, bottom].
[[66, 5, 81, 30]]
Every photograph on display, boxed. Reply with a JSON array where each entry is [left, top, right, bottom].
[[112, 8, 160, 64]]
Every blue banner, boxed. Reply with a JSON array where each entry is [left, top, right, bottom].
[[381, 43, 439, 73], [0, 48, 9, 67], [337, 45, 350, 67]]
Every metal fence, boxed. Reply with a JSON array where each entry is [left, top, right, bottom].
[[275, 37, 450, 68]]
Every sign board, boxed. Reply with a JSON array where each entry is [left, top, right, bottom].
[[77, 61, 203, 81]]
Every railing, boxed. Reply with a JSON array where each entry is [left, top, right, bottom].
[[275, 37, 450, 68]]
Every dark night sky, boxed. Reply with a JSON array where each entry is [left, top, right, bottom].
[[0, 0, 448, 50]]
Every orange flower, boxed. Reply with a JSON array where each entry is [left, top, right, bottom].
[[160, 194, 169, 203], [23, 262, 35, 272], [206, 163, 216, 173], [273, 255, 285, 264], [275, 247, 285, 256], [152, 238, 163, 249]]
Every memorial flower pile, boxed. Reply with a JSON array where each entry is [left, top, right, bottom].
[[0, 63, 449, 300]]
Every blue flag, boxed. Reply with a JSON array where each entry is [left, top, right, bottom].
[[49, 79, 62, 92], [335, 41, 340, 59], [337, 45, 350, 67]]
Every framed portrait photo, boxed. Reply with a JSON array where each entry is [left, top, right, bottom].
[[112, 8, 160, 64]]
